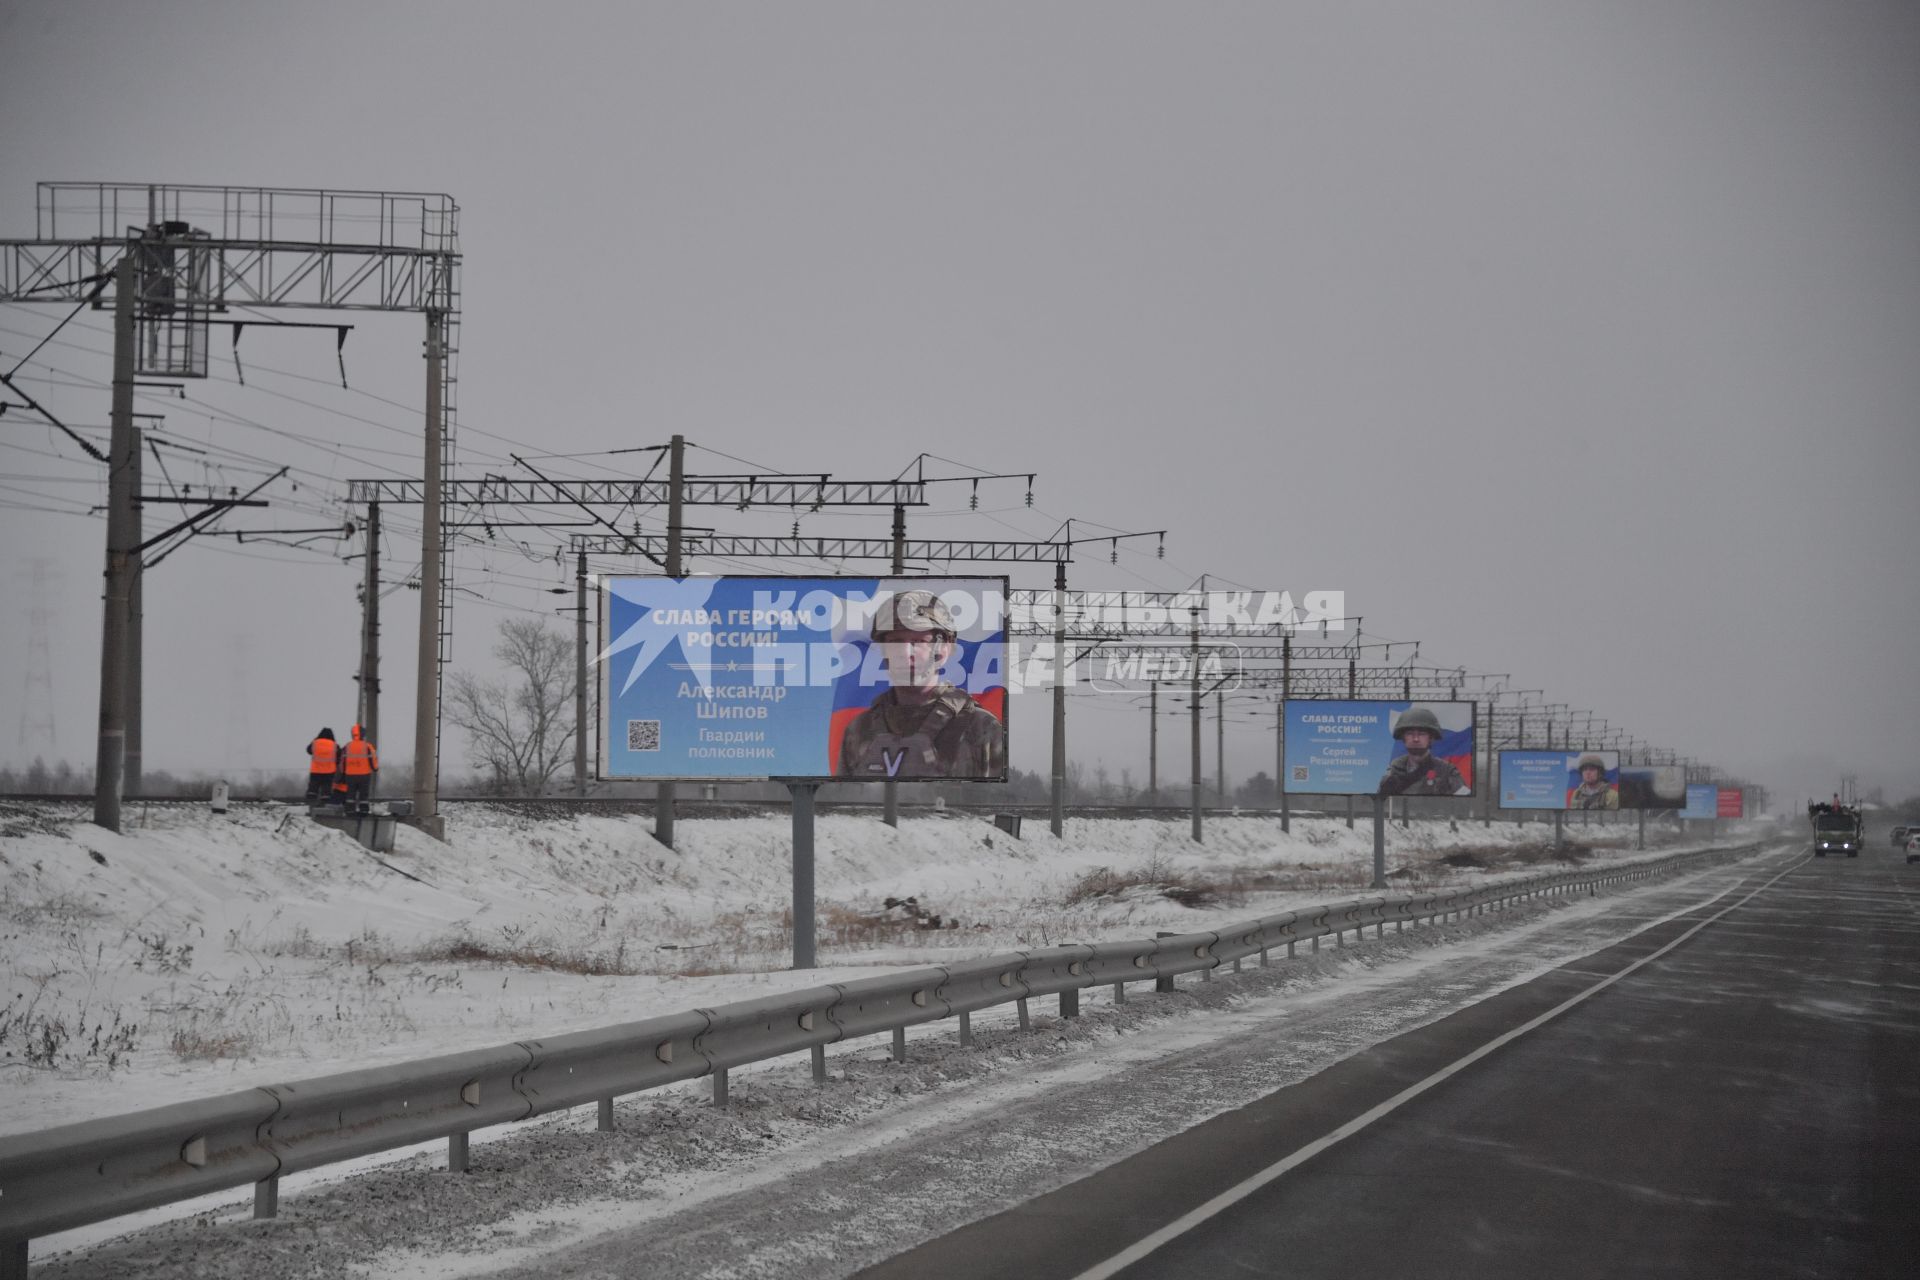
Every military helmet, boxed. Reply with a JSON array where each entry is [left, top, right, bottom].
[[871, 589, 955, 639], [1391, 705, 1444, 741], [1575, 752, 1608, 773]]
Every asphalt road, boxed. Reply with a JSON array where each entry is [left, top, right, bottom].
[[862, 843, 1920, 1279]]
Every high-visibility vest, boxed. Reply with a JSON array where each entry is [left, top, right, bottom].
[[343, 738, 378, 775], [309, 738, 338, 773]]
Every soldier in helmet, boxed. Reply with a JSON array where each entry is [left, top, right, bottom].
[[837, 589, 1007, 780], [1568, 753, 1619, 810], [1377, 705, 1470, 796]]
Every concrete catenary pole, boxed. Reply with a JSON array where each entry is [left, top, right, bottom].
[[1279, 633, 1291, 833], [1189, 607, 1202, 842], [884, 502, 905, 827], [1050, 553, 1068, 837], [125, 423, 142, 799], [358, 501, 380, 752], [1215, 690, 1226, 806], [574, 549, 587, 797], [1345, 656, 1357, 829], [94, 254, 138, 833], [1148, 681, 1158, 803], [411, 309, 445, 834]]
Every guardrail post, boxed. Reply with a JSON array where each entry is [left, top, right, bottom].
[[3, 1239, 23, 1280], [1017, 998, 1030, 1030], [1112, 981, 1126, 1003], [1287, 940, 1296, 958], [892, 1027, 906, 1062], [1060, 989, 1080, 1018], [254, 1175, 279, 1219], [958, 1011, 972, 1047], [449, 1131, 469, 1174], [1334, 928, 1343, 948], [1260, 945, 1270, 967], [713, 1068, 729, 1108], [598, 1098, 614, 1131], [812, 1044, 827, 1081]]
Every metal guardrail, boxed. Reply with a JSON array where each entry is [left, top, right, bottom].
[[0, 842, 1760, 1274]]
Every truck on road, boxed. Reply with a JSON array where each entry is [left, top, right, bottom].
[[1808, 801, 1862, 858]]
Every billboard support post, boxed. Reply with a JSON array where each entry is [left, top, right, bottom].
[[1371, 794, 1387, 889], [655, 433, 685, 849], [1553, 810, 1564, 850], [1637, 806, 1645, 851], [789, 782, 817, 970]]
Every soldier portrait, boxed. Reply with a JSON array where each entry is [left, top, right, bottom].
[[836, 589, 1007, 780], [1567, 753, 1620, 810], [1377, 704, 1471, 796]]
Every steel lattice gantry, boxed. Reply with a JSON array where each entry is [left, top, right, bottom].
[[566, 532, 1066, 563], [349, 478, 927, 508], [1, 182, 461, 832]]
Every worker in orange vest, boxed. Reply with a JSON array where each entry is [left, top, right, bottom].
[[342, 723, 379, 812], [306, 728, 339, 804]]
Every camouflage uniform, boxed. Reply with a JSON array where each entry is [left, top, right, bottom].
[[837, 683, 1006, 779], [1377, 752, 1470, 797], [1569, 782, 1619, 810]]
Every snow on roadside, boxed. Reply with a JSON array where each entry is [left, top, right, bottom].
[[1, 799, 1716, 1139]]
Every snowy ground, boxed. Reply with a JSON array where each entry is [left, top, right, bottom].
[[0, 800, 1773, 1276]]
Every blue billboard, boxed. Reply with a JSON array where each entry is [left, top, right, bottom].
[[599, 576, 1008, 781], [1283, 700, 1476, 796], [1498, 750, 1620, 810], [1682, 784, 1718, 820]]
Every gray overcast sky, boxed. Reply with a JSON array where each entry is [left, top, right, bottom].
[[2, 1, 1916, 804]]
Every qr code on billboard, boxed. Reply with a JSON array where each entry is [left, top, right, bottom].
[[627, 720, 661, 752], [1291, 766, 1310, 782]]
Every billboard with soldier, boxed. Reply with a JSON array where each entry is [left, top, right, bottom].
[[1498, 750, 1620, 809], [1282, 700, 1476, 796], [599, 576, 1007, 780]]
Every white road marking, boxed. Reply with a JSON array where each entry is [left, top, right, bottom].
[[1071, 854, 1807, 1280]]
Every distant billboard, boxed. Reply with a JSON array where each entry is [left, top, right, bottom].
[[1618, 764, 1688, 811], [1283, 700, 1476, 796], [1498, 750, 1620, 810], [1717, 788, 1745, 819], [1682, 784, 1718, 820], [599, 576, 1008, 781]]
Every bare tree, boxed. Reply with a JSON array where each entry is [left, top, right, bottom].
[[445, 617, 576, 795]]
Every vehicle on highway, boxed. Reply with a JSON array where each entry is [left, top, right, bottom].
[[1809, 800, 1862, 858], [1906, 831, 1920, 864], [1892, 823, 1910, 848]]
